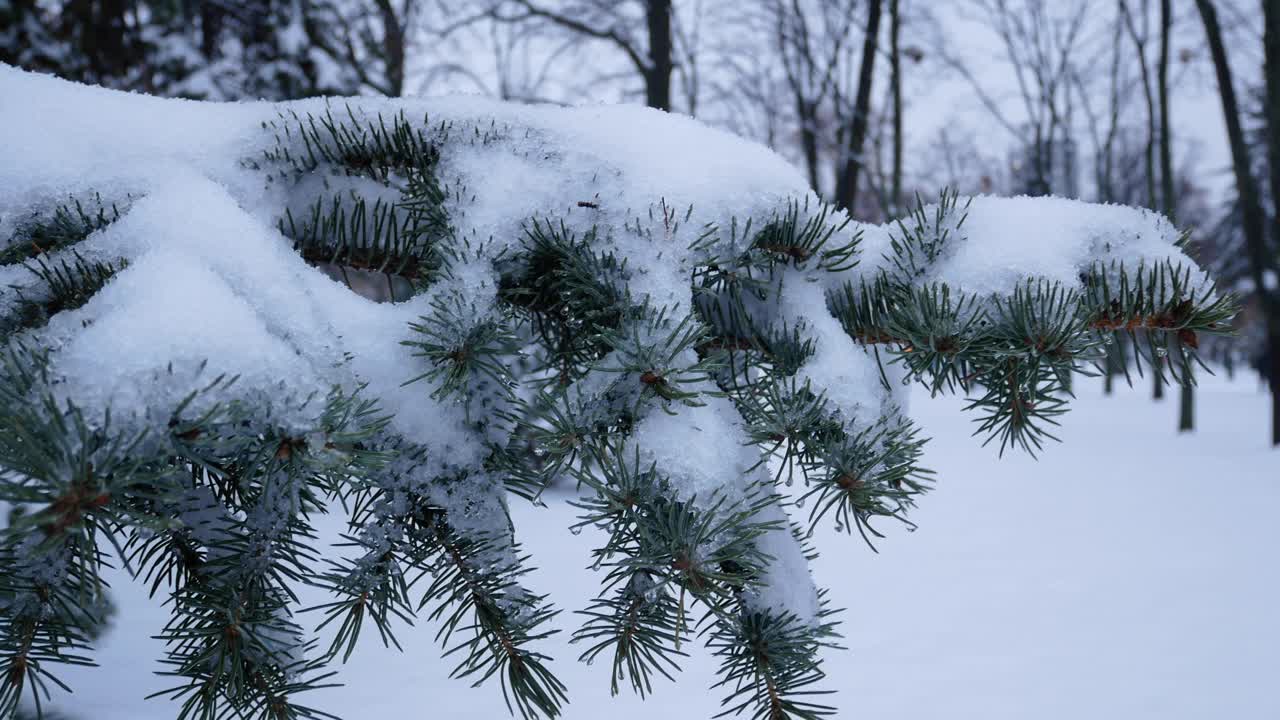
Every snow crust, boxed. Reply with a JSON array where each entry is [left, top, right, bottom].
[[0, 65, 1209, 627]]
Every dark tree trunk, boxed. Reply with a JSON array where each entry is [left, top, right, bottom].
[[1198, 0, 1280, 445], [889, 0, 903, 215], [1158, 1, 1175, 222], [67, 0, 131, 83], [1157, 0, 1191, 430], [1121, 1, 1158, 210], [645, 0, 673, 111], [835, 0, 883, 214], [1264, 0, 1280, 444], [375, 0, 405, 96], [200, 2, 225, 59], [796, 98, 822, 193]]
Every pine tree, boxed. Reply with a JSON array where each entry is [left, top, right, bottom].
[[0, 71, 1234, 720]]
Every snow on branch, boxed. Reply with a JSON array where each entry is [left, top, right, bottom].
[[0, 66, 1231, 719]]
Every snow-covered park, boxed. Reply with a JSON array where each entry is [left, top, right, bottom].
[[45, 372, 1278, 720], [3, 3, 1279, 719]]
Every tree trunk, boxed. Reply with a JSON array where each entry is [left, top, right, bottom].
[[1198, 0, 1279, 445], [1157, 0, 1191, 429], [1264, 0, 1280, 444], [795, 97, 822, 193], [646, 0, 673, 111], [1158, 1, 1175, 221], [1121, 1, 1158, 211], [1131, 0, 1160, 411], [835, 0, 883, 214], [69, 0, 131, 83], [889, 0, 903, 215], [375, 0, 406, 96], [200, 2, 225, 59]]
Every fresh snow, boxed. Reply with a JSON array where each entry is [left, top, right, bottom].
[[0, 64, 1256, 719], [40, 375, 1280, 720], [933, 195, 1185, 298]]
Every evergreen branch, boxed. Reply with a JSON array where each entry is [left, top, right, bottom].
[[309, 444, 565, 719], [885, 189, 969, 281], [404, 293, 520, 404], [797, 419, 931, 548], [708, 604, 840, 720], [596, 313, 720, 407], [750, 200, 859, 273], [499, 220, 630, 388], [1081, 259, 1236, 384], [572, 570, 688, 699], [282, 192, 447, 296], [266, 108, 442, 185], [422, 523, 564, 720], [1, 195, 124, 267], [4, 254, 126, 333]]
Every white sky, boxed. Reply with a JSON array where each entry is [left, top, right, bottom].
[[408, 0, 1264, 208]]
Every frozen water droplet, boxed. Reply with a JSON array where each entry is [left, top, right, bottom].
[[570, 526, 582, 536], [785, 477, 793, 487], [834, 522, 844, 532], [796, 497, 805, 508], [1155, 346, 1168, 358]]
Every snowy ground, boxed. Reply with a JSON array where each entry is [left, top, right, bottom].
[[52, 372, 1278, 720]]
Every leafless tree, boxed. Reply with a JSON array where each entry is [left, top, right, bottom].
[[832, 0, 883, 213], [944, 0, 1091, 196], [308, 0, 423, 96], [755, 0, 861, 193], [485, 1, 677, 110], [889, 0, 904, 214], [1196, 0, 1280, 445]]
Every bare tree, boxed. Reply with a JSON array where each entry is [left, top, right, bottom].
[[488, 0, 676, 110], [762, 0, 860, 193], [1119, 0, 1159, 213], [833, 0, 884, 213], [944, 0, 1091, 197], [1263, 0, 1280, 444], [1196, 0, 1280, 445], [1152, 0, 1192, 427], [889, 0, 904, 214], [309, 0, 422, 96], [1119, 0, 1168, 399]]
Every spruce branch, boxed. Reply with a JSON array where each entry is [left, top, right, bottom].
[[1, 195, 124, 267], [4, 254, 126, 334], [0, 98, 1239, 720]]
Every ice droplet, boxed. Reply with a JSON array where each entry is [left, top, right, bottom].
[[570, 526, 582, 536], [834, 521, 844, 533], [796, 497, 805, 508], [1155, 346, 1168, 358], [785, 477, 794, 487]]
